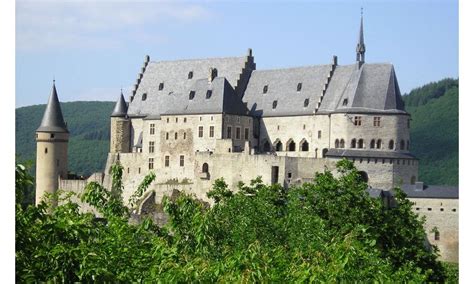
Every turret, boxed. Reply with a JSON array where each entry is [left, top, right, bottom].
[[110, 90, 131, 153], [35, 81, 69, 206], [356, 8, 366, 68]]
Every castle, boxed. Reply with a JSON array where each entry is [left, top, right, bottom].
[[34, 16, 458, 262]]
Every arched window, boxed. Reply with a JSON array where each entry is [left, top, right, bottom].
[[262, 140, 270, 152], [340, 139, 345, 148], [411, 176, 416, 185], [400, 140, 405, 150], [376, 139, 382, 149], [335, 139, 340, 148], [300, 139, 309, 151], [202, 163, 209, 173], [274, 140, 283, 152], [287, 139, 296, 152], [322, 148, 328, 158], [358, 139, 364, 149], [358, 171, 369, 183], [351, 139, 357, 149], [315, 148, 318, 158], [370, 139, 375, 149], [389, 140, 394, 150]]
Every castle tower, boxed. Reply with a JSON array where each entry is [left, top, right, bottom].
[[110, 90, 130, 153], [35, 81, 69, 205], [356, 9, 366, 68]]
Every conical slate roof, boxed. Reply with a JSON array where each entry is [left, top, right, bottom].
[[37, 81, 68, 133], [111, 92, 128, 117]]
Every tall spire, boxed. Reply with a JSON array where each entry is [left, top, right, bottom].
[[111, 89, 128, 117], [356, 7, 366, 66], [37, 81, 68, 133]]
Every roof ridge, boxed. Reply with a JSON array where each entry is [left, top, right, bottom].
[[150, 55, 246, 64]]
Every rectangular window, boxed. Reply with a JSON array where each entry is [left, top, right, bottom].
[[227, 126, 232, 139], [244, 128, 249, 140], [373, 117, 381, 127], [318, 130, 322, 139], [148, 158, 154, 170], [175, 132, 178, 140], [183, 132, 187, 139], [236, 127, 241, 139], [209, 126, 214, 138], [165, 156, 169, 167], [138, 167, 141, 174], [198, 126, 203, 138], [166, 132, 169, 140], [150, 123, 155, 135], [180, 155, 184, 167], [149, 141, 155, 153], [354, 116, 362, 126], [167, 118, 170, 123]]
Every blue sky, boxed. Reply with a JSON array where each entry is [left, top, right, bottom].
[[15, 0, 458, 107]]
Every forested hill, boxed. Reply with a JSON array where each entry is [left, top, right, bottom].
[[402, 78, 458, 186], [15, 78, 459, 185], [15, 101, 115, 176]]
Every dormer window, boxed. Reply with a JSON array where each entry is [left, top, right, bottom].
[[142, 93, 147, 101], [272, 100, 278, 109], [188, 71, 193, 79], [159, 82, 164, 90], [263, 85, 268, 94], [297, 82, 302, 92], [342, 98, 348, 106], [189, 91, 195, 100], [304, 98, 309, 107], [206, 90, 212, 99]]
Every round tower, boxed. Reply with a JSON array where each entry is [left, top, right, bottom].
[[110, 91, 130, 153], [35, 81, 69, 205]]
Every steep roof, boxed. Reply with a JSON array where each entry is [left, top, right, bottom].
[[401, 184, 459, 199], [37, 82, 68, 133], [111, 92, 128, 117], [127, 56, 249, 116]]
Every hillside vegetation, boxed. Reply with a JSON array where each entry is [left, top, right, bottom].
[[15, 78, 458, 185], [402, 78, 458, 186], [15, 101, 114, 176]]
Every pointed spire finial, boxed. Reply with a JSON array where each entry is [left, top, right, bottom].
[[356, 8, 366, 67]]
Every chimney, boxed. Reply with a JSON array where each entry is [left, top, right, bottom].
[[208, 68, 218, 82], [414, 181, 424, 191]]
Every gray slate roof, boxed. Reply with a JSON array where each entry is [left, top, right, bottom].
[[325, 149, 416, 159], [401, 184, 459, 199], [111, 93, 128, 117], [127, 56, 248, 116], [37, 82, 68, 133]]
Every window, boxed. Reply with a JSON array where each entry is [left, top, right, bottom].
[[376, 139, 382, 149], [373, 117, 381, 127], [188, 71, 193, 79], [388, 140, 394, 150], [358, 139, 364, 149], [165, 156, 169, 167], [342, 98, 348, 106], [237, 117, 240, 123], [288, 172, 292, 179], [340, 139, 345, 148], [354, 116, 362, 126], [351, 139, 356, 148], [272, 100, 278, 109], [209, 126, 214, 138], [176, 117, 178, 123], [301, 140, 309, 151], [198, 126, 203, 138], [175, 132, 178, 140], [400, 140, 405, 150], [304, 98, 309, 107], [227, 126, 232, 139], [277, 125, 280, 131], [149, 141, 155, 153], [184, 117, 187, 123], [434, 231, 440, 241], [318, 130, 322, 139], [148, 158, 154, 170], [159, 82, 164, 90], [50, 133, 55, 139], [263, 85, 268, 94], [189, 91, 195, 100], [45, 147, 48, 154], [202, 163, 209, 173], [335, 139, 340, 148], [166, 132, 169, 140], [167, 118, 170, 123], [411, 176, 416, 185], [370, 139, 375, 149], [263, 140, 271, 152], [127, 168, 130, 174], [274, 140, 283, 152], [206, 90, 212, 99], [180, 155, 184, 167], [150, 123, 155, 135], [322, 148, 328, 158], [244, 128, 249, 140], [183, 132, 187, 139], [287, 140, 296, 151], [142, 93, 147, 101], [236, 127, 241, 139], [138, 167, 141, 174], [297, 82, 302, 92]]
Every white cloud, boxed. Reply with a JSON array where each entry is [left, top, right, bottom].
[[16, 1, 212, 52]]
